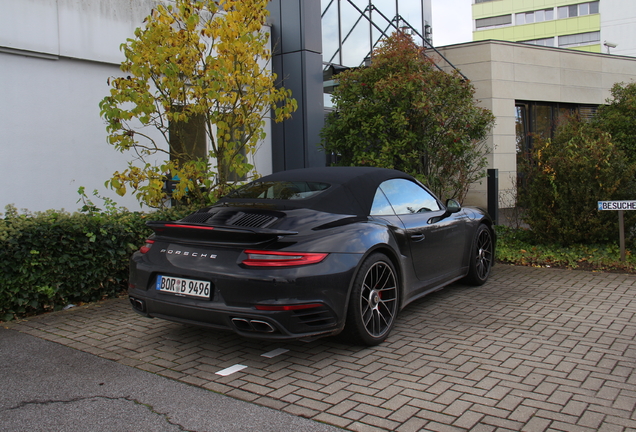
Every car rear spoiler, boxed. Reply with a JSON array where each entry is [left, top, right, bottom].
[[146, 221, 298, 244]]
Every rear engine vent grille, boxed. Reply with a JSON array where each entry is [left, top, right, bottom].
[[181, 212, 214, 223], [226, 212, 278, 228]]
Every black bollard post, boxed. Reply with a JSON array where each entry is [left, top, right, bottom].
[[487, 169, 499, 225]]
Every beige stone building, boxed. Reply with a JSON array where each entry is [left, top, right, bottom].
[[437, 40, 636, 209]]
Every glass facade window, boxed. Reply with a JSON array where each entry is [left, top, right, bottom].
[[515, 101, 598, 156], [515, 8, 555, 26], [558, 31, 600, 47], [557, 2, 599, 19], [568, 5, 578, 17], [515, 101, 598, 196], [321, 0, 431, 68], [481, 1, 598, 33], [545, 9, 554, 21], [476, 14, 513, 29], [516, 13, 524, 25], [558, 6, 568, 19], [590, 2, 599, 14], [535, 10, 545, 22], [521, 37, 555, 47]]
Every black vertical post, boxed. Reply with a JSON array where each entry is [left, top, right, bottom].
[[619, 210, 626, 262], [267, 0, 325, 172], [487, 168, 499, 225]]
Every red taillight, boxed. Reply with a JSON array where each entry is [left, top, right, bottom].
[[255, 303, 323, 311], [140, 239, 155, 254], [242, 250, 328, 267]]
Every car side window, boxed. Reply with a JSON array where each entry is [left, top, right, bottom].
[[378, 179, 441, 215], [370, 188, 396, 216]]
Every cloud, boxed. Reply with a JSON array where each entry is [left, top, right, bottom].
[[431, 0, 473, 46]]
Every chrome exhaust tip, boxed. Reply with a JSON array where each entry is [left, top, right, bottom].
[[129, 297, 146, 312], [231, 318, 276, 333], [231, 317, 252, 331], [250, 320, 276, 333]]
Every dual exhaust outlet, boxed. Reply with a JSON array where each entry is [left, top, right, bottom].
[[130, 296, 275, 333], [129, 297, 146, 312], [231, 317, 276, 333]]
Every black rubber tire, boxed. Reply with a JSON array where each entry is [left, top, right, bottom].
[[342, 253, 399, 346], [463, 224, 494, 286]]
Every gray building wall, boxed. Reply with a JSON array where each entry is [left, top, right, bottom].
[[268, 0, 326, 172]]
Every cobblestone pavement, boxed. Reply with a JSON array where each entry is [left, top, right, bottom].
[[8, 265, 636, 431]]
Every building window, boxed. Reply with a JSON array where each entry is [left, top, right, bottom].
[[558, 31, 600, 47], [557, 2, 599, 19], [515, 101, 598, 197], [521, 37, 556, 47], [516, 9, 554, 25], [579, 105, 598, 121], [515, 101, 598, 156], [169, 108, 207, 167], [475, 14, 512, 29], [590, 2, 600, 14]]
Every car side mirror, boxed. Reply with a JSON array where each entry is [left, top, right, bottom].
[[445, 199, 461, 214]]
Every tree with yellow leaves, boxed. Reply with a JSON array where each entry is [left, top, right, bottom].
[[100, 0, 297, 208]]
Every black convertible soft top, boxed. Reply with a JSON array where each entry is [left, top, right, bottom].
[[217, 167, 416, 216]]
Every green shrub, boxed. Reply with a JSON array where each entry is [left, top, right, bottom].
[[520, 118, 636, 245], [495, 225, 636, 272], [0, 204, 196, 321], [321, 32, 495, 202], [593, 81, 636, 165]]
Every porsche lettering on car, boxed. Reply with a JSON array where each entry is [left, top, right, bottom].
[[128, 167, 495, 345]]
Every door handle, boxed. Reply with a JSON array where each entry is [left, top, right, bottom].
[[411, 233, 425, 242]]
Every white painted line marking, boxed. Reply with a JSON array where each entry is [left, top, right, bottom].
[[261, 348, 289, 358], [216, 364, 247, 376]]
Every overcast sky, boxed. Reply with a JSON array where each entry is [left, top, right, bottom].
[[431, 0, 473, 47]]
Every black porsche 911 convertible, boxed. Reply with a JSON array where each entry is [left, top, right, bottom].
[[128, 167, 495, 345]]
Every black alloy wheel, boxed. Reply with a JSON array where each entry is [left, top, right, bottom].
[[343, 253, 399, 346], [464, 224, 494, 286]]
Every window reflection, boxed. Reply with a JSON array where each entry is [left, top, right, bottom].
[[321, 0, 430, 68], [370, 188, 395, 215], [376, 179, 440, 216]]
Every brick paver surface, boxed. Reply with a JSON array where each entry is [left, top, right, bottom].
[[8, 265, 636, 431]]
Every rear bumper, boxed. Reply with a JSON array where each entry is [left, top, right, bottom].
[[128, 294, 343, 340], [128, 253, 361, 340]]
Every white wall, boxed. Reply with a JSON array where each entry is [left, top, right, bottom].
[[601, 0, 636, 57], [0, 54, 151, 212], [0, 0, 158, 211], [0, 0, 275, 212]]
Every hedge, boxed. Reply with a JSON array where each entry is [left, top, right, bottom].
[[0, 204, 194, 321]]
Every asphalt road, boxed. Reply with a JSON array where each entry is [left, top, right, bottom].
[[0, 328, 339, 432]]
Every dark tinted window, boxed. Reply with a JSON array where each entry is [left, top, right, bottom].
[[590, 2, 599, 14], [227, 181, 330, 200], [377, 179, 440, 215]]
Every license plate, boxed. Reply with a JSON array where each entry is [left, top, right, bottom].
[[156, 275, 211, 299]]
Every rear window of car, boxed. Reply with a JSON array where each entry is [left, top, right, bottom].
[[227, 181, 330, 200]]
